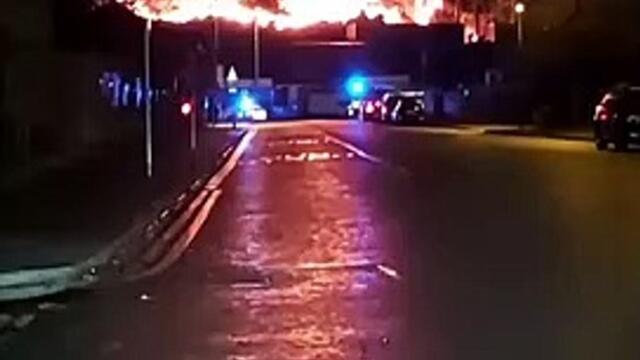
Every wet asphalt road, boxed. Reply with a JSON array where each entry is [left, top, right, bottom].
[[3, 120, 640, 359]]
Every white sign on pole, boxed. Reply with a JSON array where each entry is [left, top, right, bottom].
[[226, 66, 239, 85]]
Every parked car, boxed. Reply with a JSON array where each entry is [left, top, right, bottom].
[[385, 95, 427, 124], [594, 85, 640, 151], [351, 90, 389, 121], [361, 98, 386, 121], [347, 100, 361, 119]]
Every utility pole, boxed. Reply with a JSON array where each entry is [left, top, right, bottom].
[[253, 20, 260, 81], [190, 106, 197, 150], [211, 18, 221, 125], [515, 2, 526, 48], [144, 18, 153, 178], [213, 18, 220, 71], [474, 2, 481, 41]]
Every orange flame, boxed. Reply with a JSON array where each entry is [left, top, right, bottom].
[[116, 0, 443, 29]]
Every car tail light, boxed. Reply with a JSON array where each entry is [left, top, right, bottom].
[[596, 104, 611, 122], [365, 102, 376, 114]]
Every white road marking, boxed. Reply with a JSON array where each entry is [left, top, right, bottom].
[[133, 190, 223, 279], [324, 134, 383, 164], [131, 129, 257, 280], [205, 129, 257, 191], [295, 260, 376, 271], [376, 264, 402, 280], [261, 261, 403, 282]]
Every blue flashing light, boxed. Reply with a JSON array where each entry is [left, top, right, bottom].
[[239, 93, 256, 113], [346, 75, 369, 99], [235, 91, 260, 119]]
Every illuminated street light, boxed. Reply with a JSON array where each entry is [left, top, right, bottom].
[[144, 18, 153, 178], [514, 2, 526, 48]]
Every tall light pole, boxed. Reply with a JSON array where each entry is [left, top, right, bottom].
[[515, 2, 526, 49], [190, 105, 197, 150], [253, 20, 260, 82], [213, 18, 220, 72], [144, 18, 153, 178]]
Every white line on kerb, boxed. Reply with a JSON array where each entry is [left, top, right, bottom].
[[131, 129, 257, 280], [133, 190, 223, 279], [206, 128, 257, 191], [324, 134, 383, 164]]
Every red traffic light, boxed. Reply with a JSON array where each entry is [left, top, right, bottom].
[[181, 102, 193, 116]]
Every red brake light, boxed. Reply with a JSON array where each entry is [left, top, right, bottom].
[[365, 102, 375, 114], [596, 104, 610, 122]]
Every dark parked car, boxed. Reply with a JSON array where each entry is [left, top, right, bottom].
[[386, 96, 426, 124], [594, 85, 640, 151], [356, 90, 390, 121], [361, 98, 386, 121]]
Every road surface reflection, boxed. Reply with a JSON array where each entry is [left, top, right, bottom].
[[209, 129, 402, 359]]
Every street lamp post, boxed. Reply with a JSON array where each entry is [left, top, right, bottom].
[[144, 18, 153, 178], [515, 2, 526, 48], [253, 20, 260, 81], [190, 103, 197, 150], [213, 18, 220, 73]]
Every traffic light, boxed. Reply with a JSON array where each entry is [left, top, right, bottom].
[[181, 101, 193, 116]]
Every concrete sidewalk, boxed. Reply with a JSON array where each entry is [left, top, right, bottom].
[[0, 128, 243, 275]]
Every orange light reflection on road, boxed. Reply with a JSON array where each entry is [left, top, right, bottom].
[[212, 132, 389, 358]]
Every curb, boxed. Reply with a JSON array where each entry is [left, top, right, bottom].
[[482, 129, 593, 142], [375, 122, 593, 142], [0, 130, 251, 302], [123, 128, 255, 281]]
